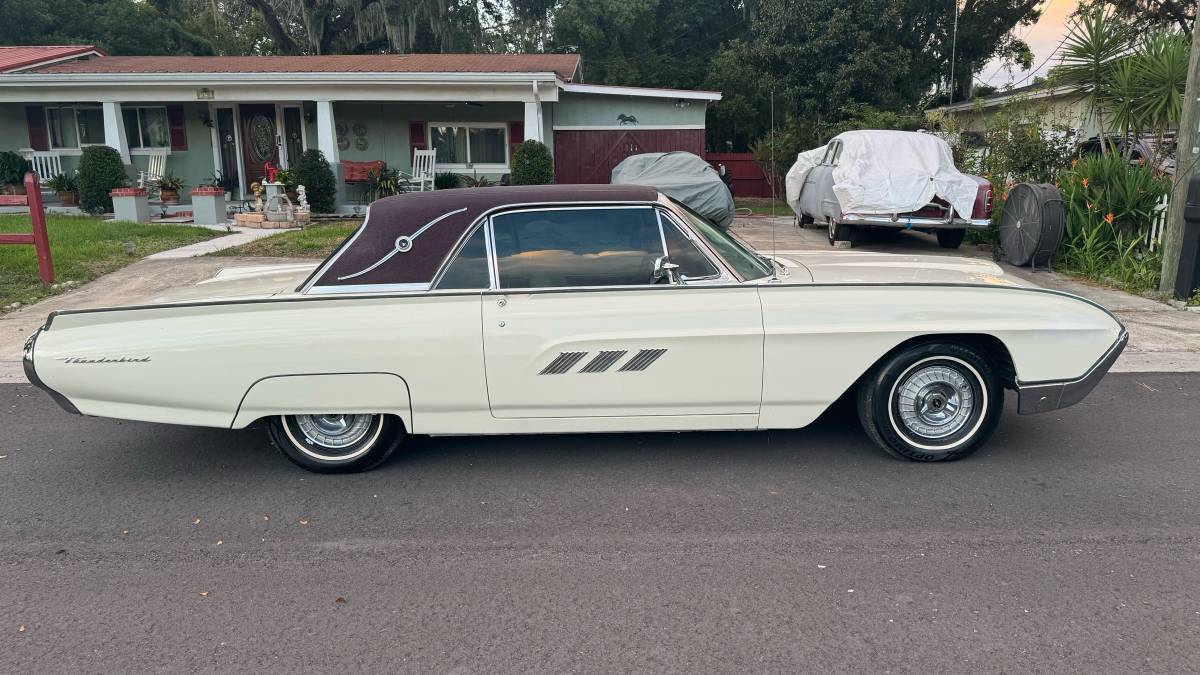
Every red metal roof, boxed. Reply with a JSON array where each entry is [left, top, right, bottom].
[[0, 45, 104, 73], [31, 53, 582, 81]]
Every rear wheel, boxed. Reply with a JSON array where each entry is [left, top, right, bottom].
[[268, 413, 404, 473], [936, 228, 966, 249], [827, 218, 853, 245], [857, 342, 1002, 462]]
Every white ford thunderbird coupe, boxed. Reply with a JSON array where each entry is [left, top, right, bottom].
[[25, 185, 1126, 472]]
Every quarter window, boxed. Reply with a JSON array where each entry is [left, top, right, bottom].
[[434, 225, 490, 290], [659, 212, 720, 279], [491, 207, 665, 289]]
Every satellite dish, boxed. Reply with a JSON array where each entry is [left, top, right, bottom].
[[999, 183, 1064, 268]]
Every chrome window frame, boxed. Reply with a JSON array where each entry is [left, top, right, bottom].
[[654, 208, 729, 284], [429, 219, 496, 291]]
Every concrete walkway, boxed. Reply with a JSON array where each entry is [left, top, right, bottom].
[[733, 216, 1200, 373], [145, 226, 290, 259]]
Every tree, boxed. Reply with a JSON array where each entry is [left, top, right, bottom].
[[1053, 7, 1133, 154], [1097, 0, 1194, 32]]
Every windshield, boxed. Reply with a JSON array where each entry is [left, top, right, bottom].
[[670, 199, 772, 281]]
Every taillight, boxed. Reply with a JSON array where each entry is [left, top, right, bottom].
[[972, 185, 993, 220]]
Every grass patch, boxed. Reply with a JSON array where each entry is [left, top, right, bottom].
[[735, 198, 793, 217], [0, 215, 219, 311], [211, 221, 360, 259]]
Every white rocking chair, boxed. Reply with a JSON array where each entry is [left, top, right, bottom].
[[137, 150, 168, 195], [410, 149, 436, 192], [20, 150, 63, 189]]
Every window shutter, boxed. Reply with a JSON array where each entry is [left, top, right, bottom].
[[167, 105, 188, 151], [508, 121, 524, 161], [25, 106, 48, 151], [409, 121, 427, 164]]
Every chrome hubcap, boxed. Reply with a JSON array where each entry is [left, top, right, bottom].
[[895, 365, 975, 439], [295, 414, 373, 450]]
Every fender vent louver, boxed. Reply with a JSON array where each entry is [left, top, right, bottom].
[[539, 351, 588, 375], [618, 348, 667, 372], [580, 350, 628, 373]]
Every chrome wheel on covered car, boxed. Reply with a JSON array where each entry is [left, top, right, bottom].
[[827, 218, 852, 245], [268, 413, 405, 473], [856, 342, 1003, 461]]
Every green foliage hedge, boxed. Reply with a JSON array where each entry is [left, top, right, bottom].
[[511, 140, 553, 185], [0, 151, 30, 187], [294, 149, 337, 213], [77, 146, 128, 214]]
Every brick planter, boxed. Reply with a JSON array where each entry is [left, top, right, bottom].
[[110, 187, 149, 223], [190, 187, 227, 225]]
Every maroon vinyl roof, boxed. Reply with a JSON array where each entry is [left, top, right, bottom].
[[32, 53, 582, 81], [0, 45, 104, 73], [313, 184, 660, 288]]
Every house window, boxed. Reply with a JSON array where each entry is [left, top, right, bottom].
[[45, 105, 104, 148], [121, 107, 169, 149], [429, 123, 508, 168]]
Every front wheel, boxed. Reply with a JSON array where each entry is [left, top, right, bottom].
[[856, 342, 1002, 461], [827, 218, 853, 245], [268, 413, 405, 473]]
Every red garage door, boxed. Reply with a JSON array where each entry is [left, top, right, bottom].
[[553, 129, 706, 184]]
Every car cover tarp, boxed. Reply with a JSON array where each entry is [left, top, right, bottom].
[[611, 152, 735, 227], [785, 130, 979, 220]]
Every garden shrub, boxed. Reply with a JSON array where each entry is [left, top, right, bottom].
[[77, 145, 128, 213], [293, 149, 338, 213], [0, 150, 31, 188], [511, 140, 554, 185], [434, 172, 460, 190]]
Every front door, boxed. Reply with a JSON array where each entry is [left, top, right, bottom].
[[239, 104, 278, 186], [480, 205, 763, 419]]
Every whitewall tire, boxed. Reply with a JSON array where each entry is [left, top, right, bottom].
[[268, 413, 405, 473]]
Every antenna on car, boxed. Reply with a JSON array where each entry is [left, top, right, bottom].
[[769, 88, 779, 281]]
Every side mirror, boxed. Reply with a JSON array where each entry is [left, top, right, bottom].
[[653, 255, 681, 284]]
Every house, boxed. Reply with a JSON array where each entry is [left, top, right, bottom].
[[926, 83, 1099, 145], [0, 45, 720, 210]]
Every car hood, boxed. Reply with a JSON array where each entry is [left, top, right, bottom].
[[147, 262, 320, 304], [773, 250, 1032, 287]]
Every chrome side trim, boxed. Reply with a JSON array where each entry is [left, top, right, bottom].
[[336, 207, 469, 281], [1016, 330, 1128, 414], [618, 348, 667, 372], [306, 282, 431, 295], [22, 327, 80, 414], [539, 351, 588, 375], [580, 350, 627, 373]]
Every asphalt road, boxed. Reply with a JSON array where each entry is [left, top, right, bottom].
[[2, 373, 1199, 673]]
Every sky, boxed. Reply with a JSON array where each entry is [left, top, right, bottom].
[[978, 0, 1078, 88]]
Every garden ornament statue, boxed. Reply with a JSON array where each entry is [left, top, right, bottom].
[[251, 182, 264, 211], [296, 185, 308, 211]]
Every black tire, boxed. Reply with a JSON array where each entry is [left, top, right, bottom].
[[799, 214, 814, 228], [937, 228, 966, 249], [268, 414, 405, 473], [827, 218, 853, 245], [856, 342, 1003, 462]]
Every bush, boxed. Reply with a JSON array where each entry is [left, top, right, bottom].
[[293, 149, 338, 213], [0, 150, 30, 187], [77, 145, 128, 214], [434, 172, 460, 190], [510, 140, 553, 185]]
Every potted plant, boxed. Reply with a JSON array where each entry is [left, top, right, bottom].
[[46, 172, 79, 206], [205, 170, 238, 200], [0, 150, 31, 195], [154, 172, 185, 204], [275, 168, 298, 202]]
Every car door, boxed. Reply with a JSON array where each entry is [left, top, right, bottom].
[[480, 205, 763, 419]]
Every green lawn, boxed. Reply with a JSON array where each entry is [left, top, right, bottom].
[[0, 215, 219, 311], [211, 221, 361, 258], [735, 197, 793, 217]]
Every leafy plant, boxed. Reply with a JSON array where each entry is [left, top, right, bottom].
[[46, 173, 78, 193], [77, 145, 129, 214], [458, 174, 495, 188], [434, 172, 460, 190], [1052, 7, 1132, 154], [153, 172, 185, 192], [0, 150, 31, 186], [293, 149, 337, 213], [201, 170, 237, 191], [275, 168, 296, 191], [510, 140, 553, 185], [366, 168, 402, 201]]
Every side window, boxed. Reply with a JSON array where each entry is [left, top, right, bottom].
[[830, 140, 843, 166], [659, 212, 720, 280], [434, 225, 489, 290], [491, 207, 664, 289]]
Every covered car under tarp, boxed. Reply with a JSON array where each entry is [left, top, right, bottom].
[[785, 130, 980, 220], [611, 152, 735, 227]]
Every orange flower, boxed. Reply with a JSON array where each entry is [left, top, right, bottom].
[[1086, 201, 1094, 211], [1104, 213, 1114, 225], [1071, 158, 1078, 168], [1081, 177, 1089, 188]]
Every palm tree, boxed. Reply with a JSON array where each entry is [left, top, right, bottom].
[[1054, 7, 1132, 155]]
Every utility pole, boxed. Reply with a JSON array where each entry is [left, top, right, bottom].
[[949, 0, 959, 103], [1160, 15, 1200, 296]]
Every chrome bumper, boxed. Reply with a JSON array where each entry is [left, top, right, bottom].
[[840, 214, 991, 229], [23, 327, 79, 415], [1016, 331, 1128, 414]]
